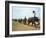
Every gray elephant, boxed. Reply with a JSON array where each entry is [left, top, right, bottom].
[[28, 17, 40, 27]]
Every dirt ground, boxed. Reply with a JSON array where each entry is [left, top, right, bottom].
[[12, 21, 40, 31]]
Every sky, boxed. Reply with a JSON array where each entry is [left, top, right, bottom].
[[12, 6, 40, 19]]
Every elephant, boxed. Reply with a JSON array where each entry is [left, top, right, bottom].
[[23, 17, 27, 25], [28, 17, 40, 27], [18, 19, 22, 23]]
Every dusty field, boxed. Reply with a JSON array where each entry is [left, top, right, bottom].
[[12, 21, 40, 31]]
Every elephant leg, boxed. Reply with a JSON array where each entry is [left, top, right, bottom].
[[38, 22, 40, 25], [23, 21, 25, 24], [32, 22, 33, 26], [34, 22, 38, 28], [28, 22, 30, 25], [33, 21, 37, 28], [34, 23, 36, 27]]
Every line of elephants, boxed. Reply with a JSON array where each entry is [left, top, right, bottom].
[[13, 17, 40, 28]]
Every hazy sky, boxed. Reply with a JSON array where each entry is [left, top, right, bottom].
[[12, 6, 40, 19]]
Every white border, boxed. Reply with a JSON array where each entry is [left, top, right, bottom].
[[9, 3, 43, 35]]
